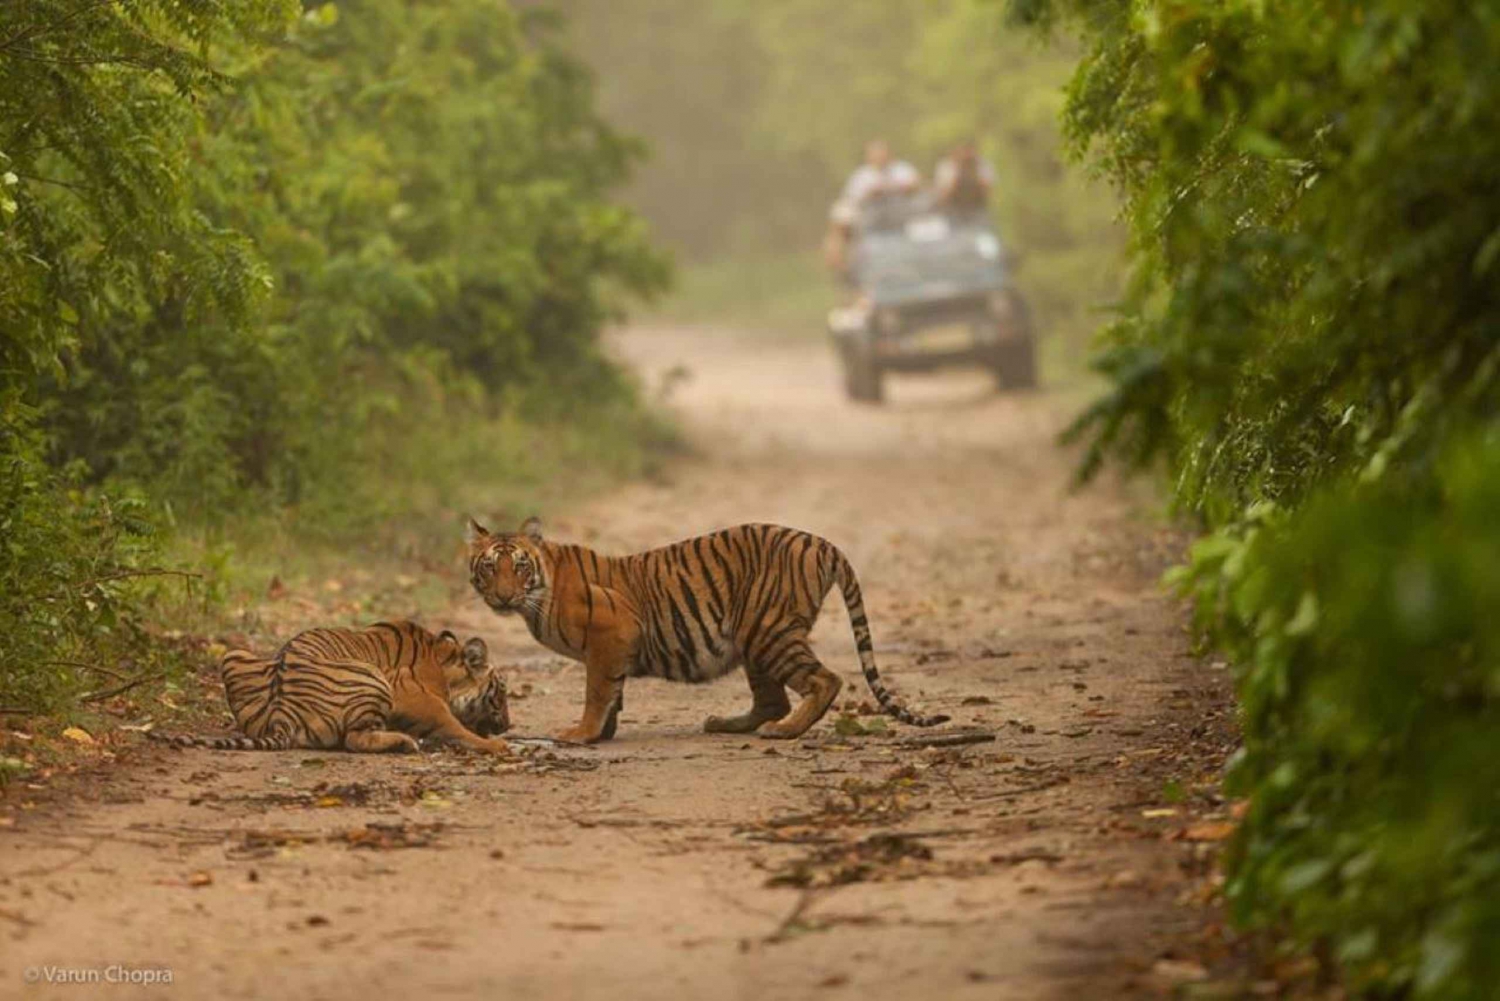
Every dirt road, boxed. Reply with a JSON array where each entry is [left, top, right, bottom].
[[0, 328, 1236, 1000]]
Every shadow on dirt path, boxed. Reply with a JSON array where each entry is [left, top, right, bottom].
[[0, 327, 1237, 1000]]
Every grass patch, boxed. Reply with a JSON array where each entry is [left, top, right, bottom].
[[169, 397, 686, 627], [646, 251, 834, 338]]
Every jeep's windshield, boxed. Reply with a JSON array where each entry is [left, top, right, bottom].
[[855, 191, 930, 233]]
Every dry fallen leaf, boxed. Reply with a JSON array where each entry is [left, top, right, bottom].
[[61, 727, 94, 744], [315, 795, 344, 808], [1183, 822, 1236, 842], [1141, 808, 1178, 818], [266, 576, 287, 600], [188, 871, 213, 888], [1152, 959, 1209, 983]]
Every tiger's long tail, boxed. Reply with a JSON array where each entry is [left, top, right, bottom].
[[146, 730, 294, 751], [831, 548, 950, 727]]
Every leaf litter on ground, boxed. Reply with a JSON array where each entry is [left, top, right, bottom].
[[224, 820, 449, 859]]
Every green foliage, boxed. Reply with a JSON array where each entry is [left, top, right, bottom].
[[1174, 437, 1500, 998], [31, 0, 669, 516], [0, 0, 291, 402], [1038, 0, 1500, 512], [1021, 0, 1500, 995], [0, 1, 669, 713], [1, 0, 294, 711], [0, 416, 198, 712]]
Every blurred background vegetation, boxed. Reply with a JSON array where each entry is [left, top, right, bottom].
[[1017, 0, 1500, 996], [553, 0, 1122, 352]]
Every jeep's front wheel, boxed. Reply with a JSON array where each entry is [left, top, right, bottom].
[[842, 345, 885, 404], [988, 290, 1037, 390]]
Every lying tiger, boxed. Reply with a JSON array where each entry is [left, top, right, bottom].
[[151, 621, 511, 754], [465, 518, 947, 743]]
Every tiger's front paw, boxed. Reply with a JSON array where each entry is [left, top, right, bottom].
[[756, 721, 805, 740], [556, 725, 603, 745]]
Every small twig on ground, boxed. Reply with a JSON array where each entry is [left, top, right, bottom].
[[765, 888, 819, 944], [894, 731, 996, 749], [0, 908, 37, 927], [60, 567, 201, 597], [894, 827, 981, 839], [9, 838, 100, 879], [971, 777, 1070, 801], [935, 766, 967, 801], [46, 660, 128, 680], [79, 672, 165, 703], [504, 734, 597, 749], [989, 850, 1064, 865]]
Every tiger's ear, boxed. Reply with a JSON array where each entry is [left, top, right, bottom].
[[519, 516, 543, 542], [464, 516, 490, 546], [461, 637, 488, 676]]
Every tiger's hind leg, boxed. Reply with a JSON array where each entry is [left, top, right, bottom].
[[343, 730, 420, 754], [704, 666, 791, 734], [754, 641, 843, 740], [599, 690, 625, 741]]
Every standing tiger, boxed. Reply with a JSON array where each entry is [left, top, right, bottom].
[[465, 517, 947, 743], [151, 622, 511, 754]]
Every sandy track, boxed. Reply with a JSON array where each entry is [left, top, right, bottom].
[[0, 328, 1235, 1000]]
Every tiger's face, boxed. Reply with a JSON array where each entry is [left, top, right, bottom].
[[465, 516, 547, 617], [439, 633, 511, 737]]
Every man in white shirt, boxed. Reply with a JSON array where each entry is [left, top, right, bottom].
[[933, 139, 996, 212], [825, 140, 921, 275], [840, 139, 921, 208]]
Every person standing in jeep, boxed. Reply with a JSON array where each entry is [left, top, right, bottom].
[[933, 139, 996, 213], [824, 140, 922, 276]]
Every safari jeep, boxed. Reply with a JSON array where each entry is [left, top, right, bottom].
[[828, 195, 1035, 404]]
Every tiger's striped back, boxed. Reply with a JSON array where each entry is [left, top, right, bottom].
[[221, 641, 393, 748], [467, 518, 947, 742], [153, 622, 508, 752]]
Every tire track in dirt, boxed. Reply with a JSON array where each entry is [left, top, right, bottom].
[[0, 327, 1236, 1000]]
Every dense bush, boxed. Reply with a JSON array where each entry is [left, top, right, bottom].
[[0, 416, 195, 711], [0, 1, 666, 710], [1174, 437, 1500, 996], [1015, 0, 1500, 995], [26, 1, 667, 517]]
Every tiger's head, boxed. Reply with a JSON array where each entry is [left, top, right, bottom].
[[437, 631, 511, 737], [465, 515, 548, 618]]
